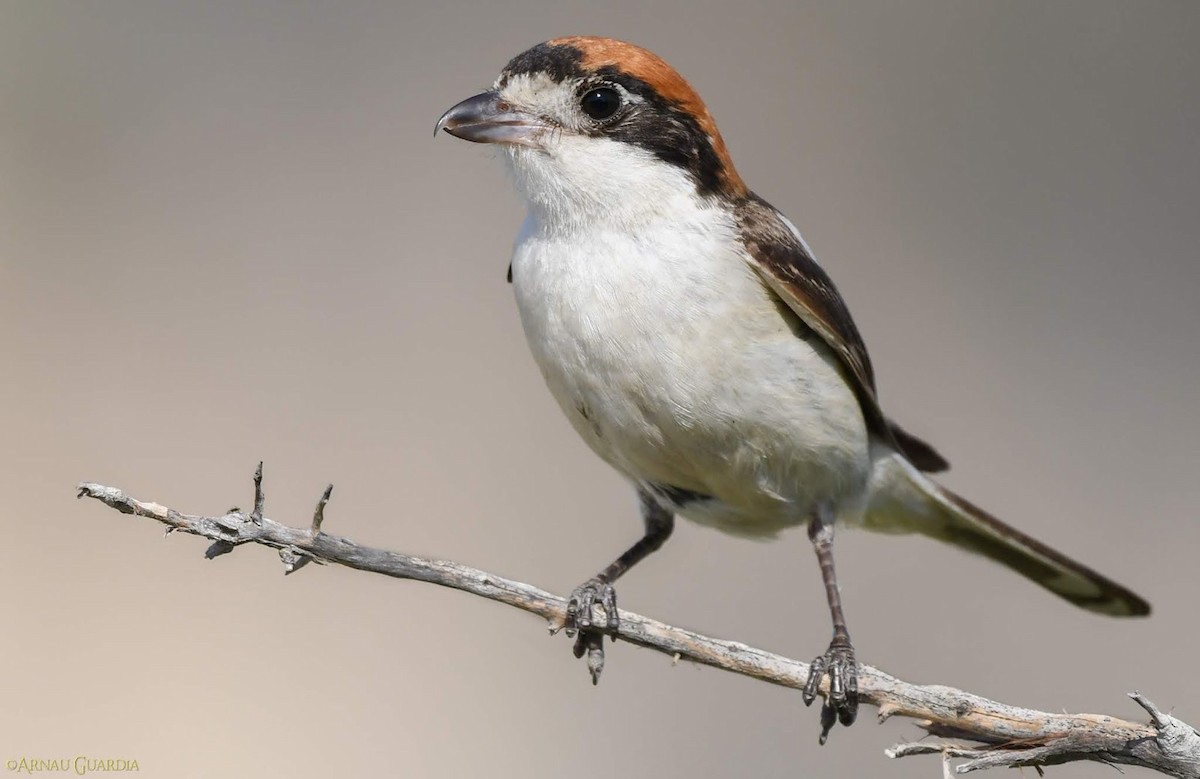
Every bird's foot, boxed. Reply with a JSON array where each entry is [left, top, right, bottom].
[[564, 578, 618, 685], [802, 637, 859, 744], [565, 577, 618, 635]]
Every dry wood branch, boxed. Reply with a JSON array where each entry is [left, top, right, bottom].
[[76, 472, 1199, 777]]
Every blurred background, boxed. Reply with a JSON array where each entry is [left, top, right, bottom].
[[3, 2, 1197, 777]]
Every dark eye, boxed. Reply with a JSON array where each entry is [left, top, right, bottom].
[[580, 87, 621, 120]]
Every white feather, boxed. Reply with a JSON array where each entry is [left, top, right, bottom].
[[504, 137, 871, 538]]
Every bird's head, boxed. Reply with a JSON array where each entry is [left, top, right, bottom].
[[436, 37, 747, 225]]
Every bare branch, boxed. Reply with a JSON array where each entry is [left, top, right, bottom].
[[76, 474, 1200, 778]]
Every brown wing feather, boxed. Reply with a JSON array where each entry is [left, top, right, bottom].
[[736, 194, 948, 472]]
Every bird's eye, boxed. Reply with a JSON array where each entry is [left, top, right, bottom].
[[579, 87, 621, 120]]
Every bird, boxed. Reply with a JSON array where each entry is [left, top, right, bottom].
[[435, 36, 1150, 741]]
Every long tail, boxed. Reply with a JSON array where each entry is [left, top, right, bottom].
[[864, 447, 1150, 617]]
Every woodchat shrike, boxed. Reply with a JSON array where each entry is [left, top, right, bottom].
[[436, 36, 1150, 741]]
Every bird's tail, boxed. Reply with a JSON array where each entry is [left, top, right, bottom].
[[863, 447, 1150, 617]]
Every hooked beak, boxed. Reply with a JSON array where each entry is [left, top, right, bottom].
[[435, 91, 548, 147]]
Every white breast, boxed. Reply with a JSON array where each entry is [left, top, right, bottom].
[[509, 194, 870, 537]]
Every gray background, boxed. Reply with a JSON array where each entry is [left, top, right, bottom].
[[3, 2, 1197, 777]]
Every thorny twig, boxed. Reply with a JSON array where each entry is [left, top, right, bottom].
[[76, 468, 1200, 777]]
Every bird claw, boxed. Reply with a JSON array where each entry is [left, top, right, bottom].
[[565, 577, 618, 636], [564, 578, 618, 685], [802, 639, 859, 744]]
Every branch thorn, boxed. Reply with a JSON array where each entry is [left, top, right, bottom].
[[250, 461, 264, 525], [1129, 691, 1169, 729], [311, 484, 333, 535]]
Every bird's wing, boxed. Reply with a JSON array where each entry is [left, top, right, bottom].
[[737, 193, 949, 473]]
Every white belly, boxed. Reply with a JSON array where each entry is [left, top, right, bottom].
[[510, 211, 870, 537]]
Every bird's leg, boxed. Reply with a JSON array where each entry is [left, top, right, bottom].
[[566, 491, 674, 659], [802, 508, 859, 743]]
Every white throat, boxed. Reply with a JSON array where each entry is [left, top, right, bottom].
[[502, 139, 710, 233]]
